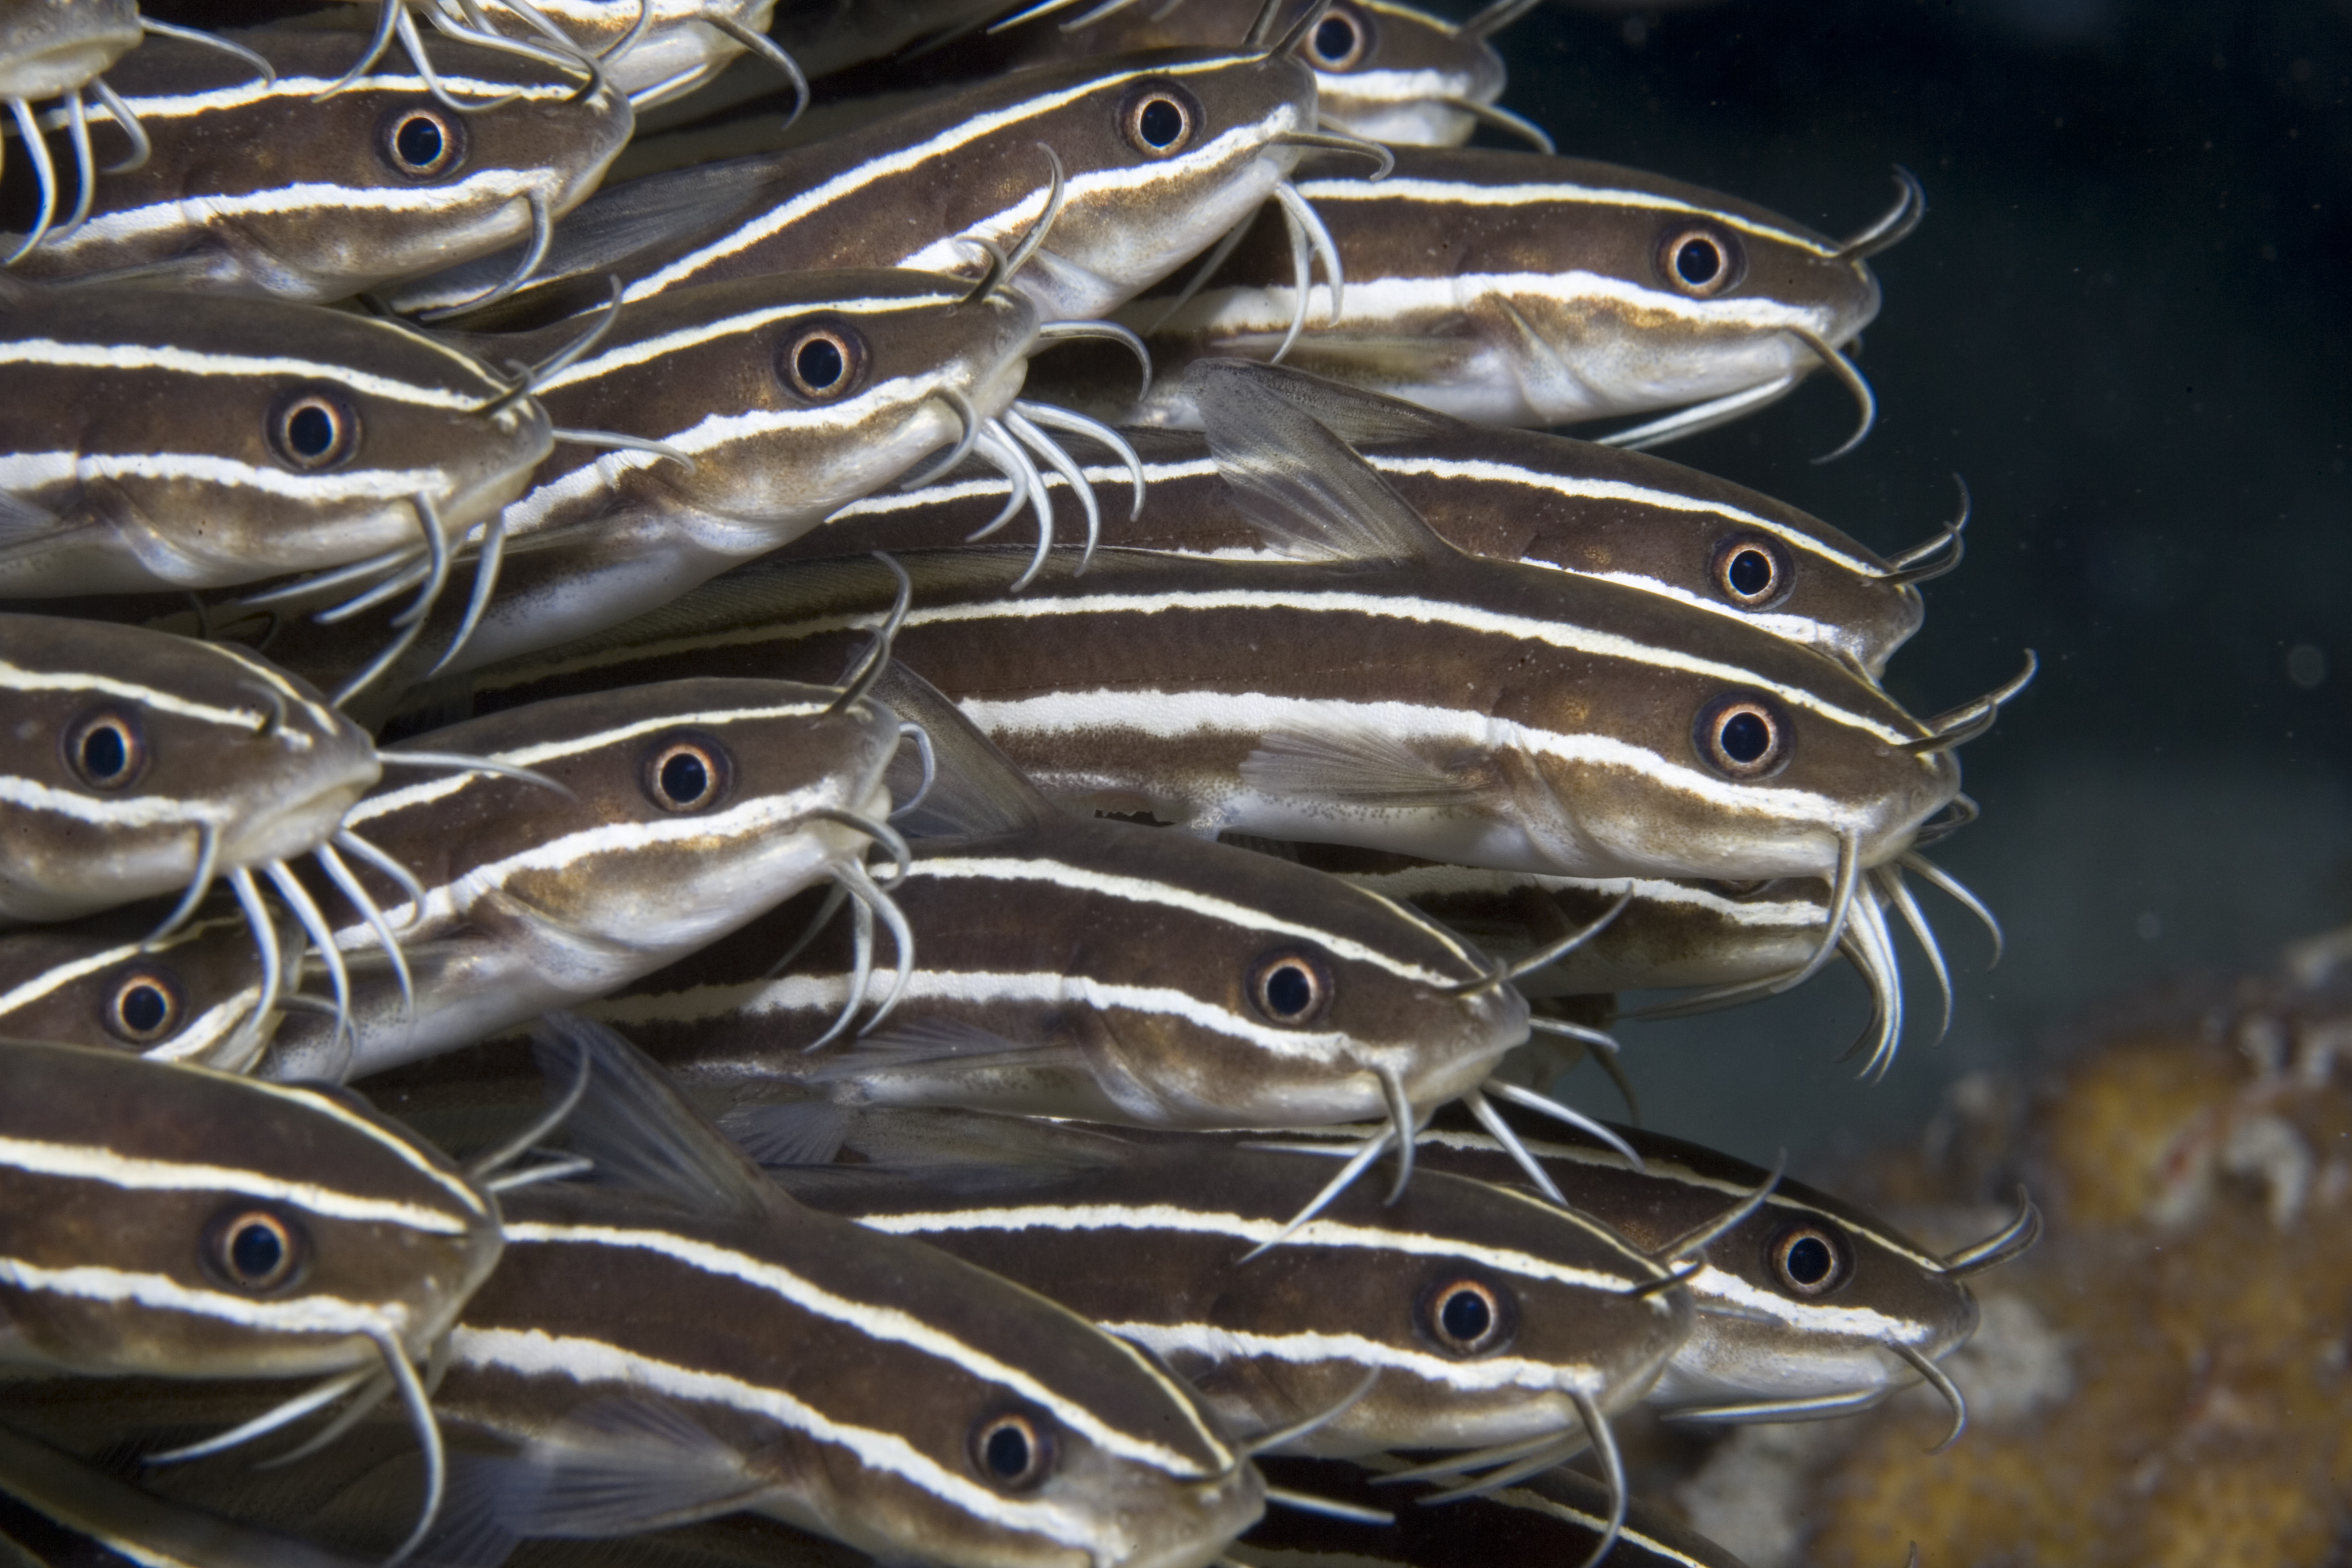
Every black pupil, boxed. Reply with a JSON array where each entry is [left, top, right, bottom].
[[395, 115, 444, 169], [1784, 1234, 1833, 1286], [80, 724, 127, 779], [1313, 16, 1355, 60], [1727, 548, 1774, 597], [286, 403, 337, 458], [1263, 963, 1313, 1017], [1718, 709, 1771, 764], [230, 1222, 283, 1282], [1676, 238, 1722, 285], [120, 982, 168, 1034], [1440, 1287, 1491, 1343], [983, 1424, 1031, 1479], [1137, 97, 1184, 148], [797, 336, 845, 389], [660, 750, 709, 805]]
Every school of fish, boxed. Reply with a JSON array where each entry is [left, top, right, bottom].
[[0, 3, 2043, 1565]]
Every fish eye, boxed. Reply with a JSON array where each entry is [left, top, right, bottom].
[[1711, 534, 1793, 610], [1655, 222, 1745, 299], [1120, 80, 1202, 157], [104, 965, 185, 1045], [207, 1208, 303, 1293], [64, 708, 146, 789], [269, 389, 361, 472], [1247, 948, 1332, 1026], [1768, 1222, 1850, 1297], [1421, 1277, 1510, 1354], [642, 734, 730, 814], [379, 105, 466, 180], [1694, 693, 1791, 780], [971, 1411, 1052, 1490], [777, 322, 863, 401], [1306, 5, 1373, 70]]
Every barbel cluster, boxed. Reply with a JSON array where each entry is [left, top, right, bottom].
[[0, 3, 2042, 1565]]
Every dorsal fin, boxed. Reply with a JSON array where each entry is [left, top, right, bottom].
[[529, 1013, 782, 1224], [1190, 358, 1455, 567], [873, 662, 1055, 839], [1205, 358, 1465, 446]]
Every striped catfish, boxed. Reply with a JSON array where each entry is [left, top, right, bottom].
[[981, 0, 1543, 151], [797, 359, 1951, 679], [1288, 840, 2001, 1080], [1239, 1454, 1757, 1568], [0, 1, 274, 262], [258, 673, 908, 1083], [0, 896, 297, 1072], [0, 616, 379, 935], [565, 660, 1535, 1155], [1104, 146, 1919, 450], [0, 279, 553, 599], [756, 1106, 1691, 1567], [444, 0, 800, 111], [389, 24, 1338, 330], [6, 27, 632, 303], [0, 1038, 507, 1558], [1285, 843, 1835, 998], [362, 663, 1603, 1219], [0, 1418, 376, 1568], [418, 1018, 1263, 1568], [236, 266, 1087, 706], [459, 368, 2014, 991], [1267, 1103, 2037, 1455]]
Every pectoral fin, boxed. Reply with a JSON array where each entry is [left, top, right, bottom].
[[1241, 724, 1491, 812]]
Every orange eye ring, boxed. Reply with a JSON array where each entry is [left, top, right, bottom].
[[1712, 534, 1793, 610], [1120, 80, 1203, 158], [1247, 948, 1333, 1026], [642, 736, 730, 813], [1657, 223, 1745, 298], [64, 708, 146, 790], [105, 966, 185, 1045], [269, 389, 361, 472], [1769, 1223, 1849, 1297], [1305, 5, 1373, 70], [779, 323, 864, 401], [209, 1208, 303, 1293], [380, 104, 466, 180], [971, 1411, 1053, 1489], [1694, 692, 1792, 780], [1422, 1277, 1510, 1354]]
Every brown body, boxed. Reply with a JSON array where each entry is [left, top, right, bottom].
[[0, 283, 551, 596], [399, 44, 1320, 328], [1093, 146, 1884, 430], [7, 28, 634, 299], [461, 541, 1957, 885], [801, 375, 1926, 678], [769, 1126, 1691, 1458], [0, 616, 377, 925], [0, 1039, 501, 1381]]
